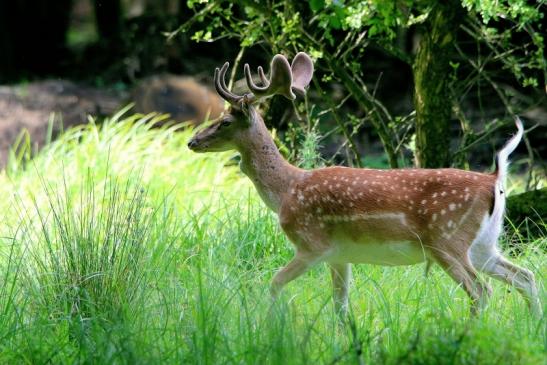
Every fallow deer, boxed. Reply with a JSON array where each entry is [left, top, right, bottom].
[[188, 52, 542, 317]]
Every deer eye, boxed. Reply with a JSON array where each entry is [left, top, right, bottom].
[[219, 120, 231, 128]]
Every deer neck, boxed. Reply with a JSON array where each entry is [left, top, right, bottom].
[[236, 108, 304, 213]]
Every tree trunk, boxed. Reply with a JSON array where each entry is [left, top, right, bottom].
[[413, 1, 462, 168]]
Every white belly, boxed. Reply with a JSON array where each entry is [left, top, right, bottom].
[[327, 240, 427, 266]]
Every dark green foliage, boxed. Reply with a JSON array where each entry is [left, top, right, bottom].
[[182, 0, 545, 170], [506, 188, 547, 241]]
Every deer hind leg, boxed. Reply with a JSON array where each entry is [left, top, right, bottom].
[[468, 229, 542, 317], [433, 250, 492, 315], [329, 263, 351, 317], [472, 252, 542, 317]]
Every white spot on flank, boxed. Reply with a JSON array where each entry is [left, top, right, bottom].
[[449, 203, 456, 211], [433, 200, 438, 205], [464, 193, 470, 201], [441, 191, 447, 196], [321, 212, 409, 227], [447, 220, 454, 228], [464, 187, 469, 192], [432, 213, 438, 222], [441, 209, 446, 215], [451, 190, 457, 194], [432, 192, 438, 198], [421, 199, 427, 204], [473, 176, 478, 180]]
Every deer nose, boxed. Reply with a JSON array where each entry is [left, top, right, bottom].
[[188, 139, 198, 149]]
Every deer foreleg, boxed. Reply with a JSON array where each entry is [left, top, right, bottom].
[[270, 252, 323, 299]]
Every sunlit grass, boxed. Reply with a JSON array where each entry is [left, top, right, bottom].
[[0, 111, 544, 364]]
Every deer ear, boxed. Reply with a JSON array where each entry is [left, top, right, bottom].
[[268, 54, 296, 100], [290, 52, 314, 97]]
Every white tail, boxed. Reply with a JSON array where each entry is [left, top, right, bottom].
[[495, 117, 524, 190], [490, 117, 524, 234], [188, 54, 541, 317]]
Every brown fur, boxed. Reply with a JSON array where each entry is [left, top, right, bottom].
[[279, 167, 496, 255]]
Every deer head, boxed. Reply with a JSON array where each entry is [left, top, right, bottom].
[[187, 52, 314, 152]]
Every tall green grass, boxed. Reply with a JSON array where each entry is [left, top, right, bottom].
[[0, 111, 544, 364]]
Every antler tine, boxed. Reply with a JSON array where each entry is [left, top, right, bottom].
[[219, 63, 233, 94], [257, 66, 269, 87], [214, 62, 244, 104], [244, 63, 269, 94], [244, 54, 296, 101]]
